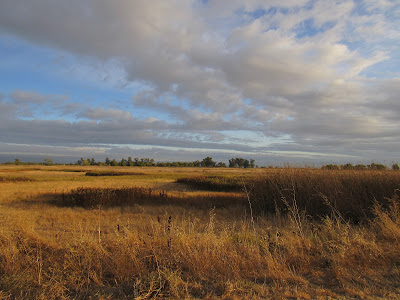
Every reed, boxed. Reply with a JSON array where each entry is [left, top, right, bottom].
[[176, 175, 242, 191], [58, 186, 246, 209], [249, 169, 400, 222]]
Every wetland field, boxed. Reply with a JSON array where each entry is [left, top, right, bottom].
[[0, 165, 400, 299]]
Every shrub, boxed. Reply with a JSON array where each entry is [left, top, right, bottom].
[[321, 164, 340, 170]]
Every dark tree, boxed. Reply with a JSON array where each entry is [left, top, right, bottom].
[[192, 160, 200, 167], [202, 157, 215, 167], [341, 163, 354, 170], [243, 159, 250, 168], [44, 158, 53, 166], [235, 158, 245, 168], [354, 164, 366, 170], [250, 159, 255, 168], [120, 158, 127, 166], [368, 163, 386, 170], [229, 158, 236, 168]]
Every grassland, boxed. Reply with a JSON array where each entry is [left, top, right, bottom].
[[0, 165, 400, 299]]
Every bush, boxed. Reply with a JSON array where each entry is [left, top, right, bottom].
[[321, 164, 340, 170]]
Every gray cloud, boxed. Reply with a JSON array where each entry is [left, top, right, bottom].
[[0, 1, 400, 162]]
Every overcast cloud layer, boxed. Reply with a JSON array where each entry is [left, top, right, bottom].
[[0, 0, 399, 164]]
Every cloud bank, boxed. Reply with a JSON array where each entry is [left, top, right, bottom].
[[0, 0, 399, 163]]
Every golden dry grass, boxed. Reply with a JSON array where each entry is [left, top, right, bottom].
[[0, 165, 399, 299]]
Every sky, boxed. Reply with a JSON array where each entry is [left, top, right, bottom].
[[0, 0, 399, 165]]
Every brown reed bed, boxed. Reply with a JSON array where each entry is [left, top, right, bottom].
[[0, 176, 34, 183], [1, 166, 400, 299], [248, 169, 400, 223], [58, 186, 246, 209], [176, 175, 243, 191], [0, 196, 399, 299], [176, 169, 400, 223]]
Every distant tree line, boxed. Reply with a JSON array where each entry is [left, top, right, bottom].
[[321, 163, 399, 171], [4, 157, 256, 168], [2, 158, 55, 166], [73, 157, 258, 168], [76, 157, 156, 167], [9, 158, 398, 171], [228, 158, 255, 168], [74, 156, 247, 168]]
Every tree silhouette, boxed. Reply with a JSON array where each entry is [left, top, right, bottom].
[[202, 157, 215, 167]]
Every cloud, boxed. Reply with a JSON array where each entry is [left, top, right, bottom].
[[0, 1, 399, 162], [11, 90, 49, 104], [0, 91, 258, 153]]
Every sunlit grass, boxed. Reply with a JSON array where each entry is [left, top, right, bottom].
[[0, 165, 400, 299]]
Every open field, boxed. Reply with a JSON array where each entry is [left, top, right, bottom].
[[0, 165, 400, 299]]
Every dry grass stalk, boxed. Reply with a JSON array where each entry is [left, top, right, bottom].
[[0, 165, 400, 298]]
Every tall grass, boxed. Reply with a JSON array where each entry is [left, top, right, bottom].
[[58, 186, 246, 209], [0, 197, 399, 299], [249, 169, 400, 222], [176, 175, 242, 191], [177, 169, 400, 222], [1, 166, 400, 298]]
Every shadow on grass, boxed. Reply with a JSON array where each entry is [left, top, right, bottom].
[[176, 175, 243, 192], [0, 176, 35, 183], [29, 187, 248, 211], [85, 171, 146, 176]]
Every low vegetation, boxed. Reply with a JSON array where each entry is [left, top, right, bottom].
[[249, 169, 400, 222], [176, 175, 243, 191], [0, 176, 34, 182], [57, 186, 246, 210], [177, 169, 400, 223], [0, 165, 399, 299], [85, 171, 145, 177]]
